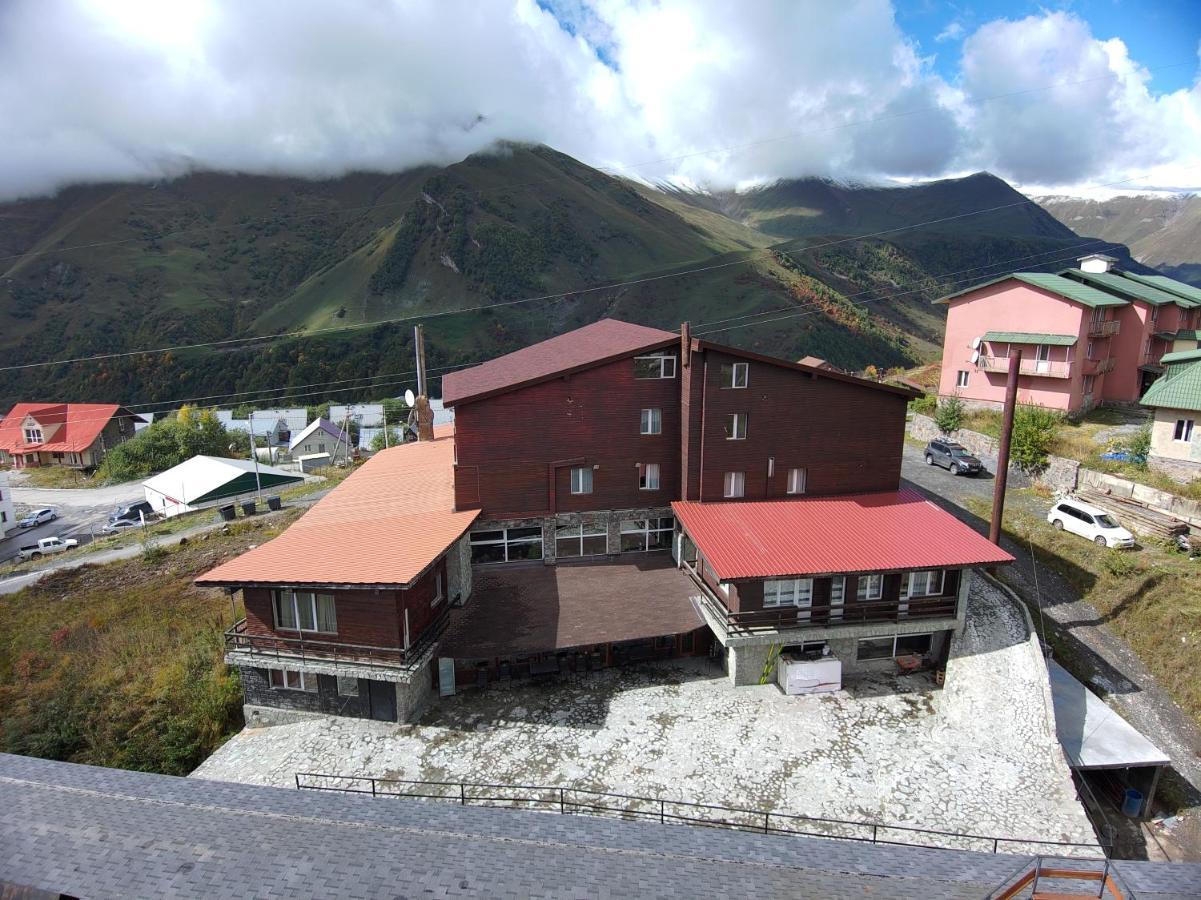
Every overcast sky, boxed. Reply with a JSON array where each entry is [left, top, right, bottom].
[[1, 0, 1199, 201]]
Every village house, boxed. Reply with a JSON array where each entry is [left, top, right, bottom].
[[935, 254, 1201, 414], [198, 319, 1010, 726], [288, 417, 352, 467], [0, 403, 143, 470], [1139, 348, 1201, 481]]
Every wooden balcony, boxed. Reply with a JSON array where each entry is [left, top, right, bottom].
[[978, 356, 1073, 379], [1088, 319, 1120, 338], [224, 605, 449, 672], [697, 589, 959, 636]]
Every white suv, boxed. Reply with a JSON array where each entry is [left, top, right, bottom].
[[1047, 498, 1135, 549]]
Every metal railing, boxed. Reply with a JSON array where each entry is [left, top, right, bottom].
[[224, 605, 449, 671], [1088, 319, 1120, 338], [295, 773, 1107, 858], [978, 356, 1073, 379], [695, 588, 958, 635]]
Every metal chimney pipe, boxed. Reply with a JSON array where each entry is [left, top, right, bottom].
[[989, 350, 1021, 546]]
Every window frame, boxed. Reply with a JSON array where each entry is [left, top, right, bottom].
[[269, 667, 317, 692], [955, 370, 969, 389], [1174, 418, 1195, 442], [720, 362, 749, 389], [554, 521, 608, 558], [725, 412, 748, 440], [639, 408, 662, 435], [619, 517, 674, 553], [723, 471, 745, 498], [904, 570, 945, 598], [637, 462, 661, 491], [856, 633, 934, 661], [336, 676, 359, 697], [786, 467, 807, 495], [855, 574, 883, 601], [431, 569, 444, 607], [633, 354, 677, 380], [23, 426, 43, 444], [762, 577, 814, 608], [272, 590, 337, 634], [569, 466, 593, 495], [470, 526, 545, 564]]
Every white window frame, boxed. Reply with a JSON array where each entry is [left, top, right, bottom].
[[633, 354, 677, 379], [269, 668, 317, 692], [721, 362, 749, 389], [570, 466, 593, 495], [640, 408, 662, 435], [762, 578, 814, 608], [272, 590, 337, 634], [855, 574, 883, 601], [955, 370, 969, 389], [786, 467, 807, 495], [725, 413, 747, 440], [903, 570, 945, 598], [829, 575, 845, 622], [723, 471, 745, 498], [23, 427, 43, 444], [619, 517, 674, 552], [432, 569, 444, 607], [470, 527, 544, 563], [638, 462, 661, 491], [555, 521, 608, 558], [1174, 419, 1195, 443]]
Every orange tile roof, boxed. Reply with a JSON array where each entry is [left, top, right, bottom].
[[196, 425, 477, 588], [0, 403, 142, 454]]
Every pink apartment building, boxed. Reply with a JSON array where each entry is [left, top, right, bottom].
[[935, 254, 1201, 414]]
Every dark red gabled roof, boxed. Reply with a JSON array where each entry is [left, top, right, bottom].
[[673, 489, 1013, 581], [442, 319, 677, 406]]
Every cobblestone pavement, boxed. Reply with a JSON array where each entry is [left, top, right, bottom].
[[195, 579, 1098, 853]]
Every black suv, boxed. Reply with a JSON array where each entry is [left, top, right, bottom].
[[923, 440, 984, 476]]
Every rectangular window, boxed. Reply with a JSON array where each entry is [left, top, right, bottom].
[[336, 676, 359, 697], [723, 471, 745, 498], [720, 362, 749, 389], [620, 517, 674, 552], [273, 591, 337, 634], [555, 521, 608, 558], [1083, 375, 1096, 394], [1175, 419, 1195, 442], [1151, 305, 1160, 323], [856, 637, 895, 661], [633, 354, 677, 379], [23, 427, 43, 444], [640, 408, 662, 435], [896, 633, 933, 656], [470, 527, 545, 564], [855, 574, 883, 601], [955, 370, 969, 388], [570, 466, 593, 494], [830, 576, 845, 604], [638, 462, 661, 490], [786, 467, 807, 495], [432, 570, 444, 607], [904, 570, 944, 598], [725, 413, 747, 440], [763, 578, 814, 608], [269, 668, 317, 692], [1086, 341, 1095, 360]]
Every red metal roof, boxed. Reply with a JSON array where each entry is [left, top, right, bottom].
[[441, 319, 677, 406], [0, 403, 142, 454], [197, 424, 478, 588], [672, 489, 1013, 580]]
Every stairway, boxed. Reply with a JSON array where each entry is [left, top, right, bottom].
[[993, 856, 1124, 899]]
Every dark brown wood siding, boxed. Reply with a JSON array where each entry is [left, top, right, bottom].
[[242, 586, 403, 648]]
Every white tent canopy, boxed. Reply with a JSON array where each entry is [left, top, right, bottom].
[[143, 455, 301, 517]]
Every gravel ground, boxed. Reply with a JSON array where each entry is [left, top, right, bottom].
[[194, 578, 1098, 855]]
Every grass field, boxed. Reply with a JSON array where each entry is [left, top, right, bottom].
[[14, 467, 105, 489]]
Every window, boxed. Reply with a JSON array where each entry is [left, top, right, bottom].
[[336, 676, 359, 697], [721, 362, 749, 389], [432, 570, 444, 607], [470, 527, 544, 563], [786, 467, 807, 495], [570, 466, 593, 494], [723, 471, 745, 498], [725, 413, 747, 440], [273, 590, 337, 633], [1175, 419, 1195, 442], [269, 668, 317, 692], [896, 633, 933, 656], [1086, 341, 1095, 360], [856, 636, 895, 661], [23, 426, 43, 444], [855, 574, 883, 601], [955, 370, 969, 389], [763, 578, 813, 608], [620, 517, 674, 552], [830, 576, 845, 604], [634, 354, 677, 379], [555, 521, 608, 558], [318, 442, 326, 454], [640, 408, 662, 435], [1083, 375, 1095, 395], [856, 633, 933, 661], [904, 570, 944, 598], [638, 462, 661, 490], [1151, 305, 1160, 323]]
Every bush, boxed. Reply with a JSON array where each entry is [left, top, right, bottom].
[[1124, 426, 1151, 470], [1010, 403, 1061, 473], [934, 393, 965, 434], [370, 427, 403, 452], [98, 406, 236, 482], [911, 394, 937, 416], [1102, 549, 1137, 577]]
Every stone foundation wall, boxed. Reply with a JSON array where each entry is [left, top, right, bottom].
[[446, 533, 473, 606], [238, 662, 434, 727]]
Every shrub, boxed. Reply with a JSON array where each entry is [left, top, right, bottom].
[[911, 394, 937, 417], [1010, 403, 1061, 473], [1102, 549, 1137, 577], [1124, 426, 1151, 470], [934, 393, 965, 434]]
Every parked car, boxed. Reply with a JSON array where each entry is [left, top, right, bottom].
[[18, 508, 57, 528], [102, 519, 141, 534], [923, 440, 984, 476], [18, 536, 78, 560], [109, 501, 154, 524], [1046, 498, 1136, 549]]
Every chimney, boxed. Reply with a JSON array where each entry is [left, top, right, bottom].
[[680, 321, 691, 368], [413, 323, 435, 441], [1078, 253, 1117, 274]]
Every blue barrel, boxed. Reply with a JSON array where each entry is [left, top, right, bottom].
[[1122, 788, 1143, 817]]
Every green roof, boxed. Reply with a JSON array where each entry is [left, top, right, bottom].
[[933, 273, 1127, 309], [1159, 348, 1201, 365], [1141, 359, 1201, 412], [982, 331, 1077, 346], [1120, 273, 1201, 308], [1171, 330, 1201, 341], [1060, 269, 1185, 307]]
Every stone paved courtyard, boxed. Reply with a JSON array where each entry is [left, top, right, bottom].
[[193, 578, 1098, 853]]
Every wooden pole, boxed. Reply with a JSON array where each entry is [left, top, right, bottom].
[[989, 350, 1021, 546]]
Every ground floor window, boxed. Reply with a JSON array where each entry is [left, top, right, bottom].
[[956, 370, 970, 388], [336, 676, 359, 697], [268, 668, 317, 692], [556, 521, 608, 557], [856, 633, 933, 661], [620, 517, 674, 552], [470, 526, 544, 563], [1175, 418, 1195, 442]]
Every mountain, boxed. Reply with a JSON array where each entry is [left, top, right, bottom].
[[0, 148, 1143, 410], [1037, 193, 1201, 286]]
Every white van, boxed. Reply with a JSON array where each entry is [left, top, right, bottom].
[[1046, 497, 1135, 549]]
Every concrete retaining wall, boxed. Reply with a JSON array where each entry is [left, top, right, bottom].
[[1078, 468, 1201, 528]]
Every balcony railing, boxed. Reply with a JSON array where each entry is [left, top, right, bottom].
[[1088, 319, 1120, 338], [697, 588, 959, 635], [978, 356, 1072, 379], [224, 605, 450, 671]]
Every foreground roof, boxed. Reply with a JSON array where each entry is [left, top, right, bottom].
[[1140, 358, 1201, 412], [143, 456, 302, 505], [441, 318, 677, 406], [0, 403, 143, 454], [673, 489, 1013, 580], [197, 425, 477, 588]]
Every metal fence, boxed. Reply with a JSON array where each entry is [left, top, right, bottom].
[[295, 772, 1108, 858]]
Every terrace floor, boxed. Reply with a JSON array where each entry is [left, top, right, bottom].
[[193, 578, 1098, 853]]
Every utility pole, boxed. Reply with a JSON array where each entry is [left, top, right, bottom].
[[989, 350, 1022, 546], [248, 412, 263, 503]]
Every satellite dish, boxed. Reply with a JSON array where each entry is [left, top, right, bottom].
[[970, 350, 981, 365], [404, 389, 416, 407], [971, 336, 982, 350]]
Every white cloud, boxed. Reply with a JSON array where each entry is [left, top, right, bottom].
[[936, 21, 964, 43]]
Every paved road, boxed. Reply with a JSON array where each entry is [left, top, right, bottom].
[[0, 479, 144, 563], [900, 443, 1201, 855]]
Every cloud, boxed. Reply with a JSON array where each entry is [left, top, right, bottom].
[[935, 21, 964, 43], [0, 1, 1195, 200]]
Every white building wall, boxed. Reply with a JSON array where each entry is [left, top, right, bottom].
[[0, 472, 15, 538]]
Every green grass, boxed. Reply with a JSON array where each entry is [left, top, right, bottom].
[[15, 467, 106, 489]]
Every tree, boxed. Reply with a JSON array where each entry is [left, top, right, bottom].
[[97, 406, 238, 482], [934, 393, 965, 434], [381, 397, 407, 430], [1009, 403, 1061, 472], [370, 428, 402, 452]]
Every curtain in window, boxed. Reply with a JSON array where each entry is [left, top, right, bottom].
[[275, 591, 298, 629], [316, 594, 337, 633], [296, 592, 317, 631]]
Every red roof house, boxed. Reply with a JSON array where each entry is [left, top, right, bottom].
[[0, 403, 143, 469]]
